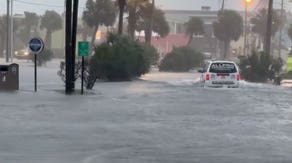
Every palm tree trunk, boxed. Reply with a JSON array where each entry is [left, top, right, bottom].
[[90, 26, 98, 51], [224, 40, 230, 59], [0, 38, 4, 57], [45, 30, 52, 49], [118, 0, 126, 35], [187, 35, 193, 45], [263, 36, 266, 53], [145, 24, 152, 44], [145, 28, 152, 44], [128, 7, 136, 39], [145, 0, 155, 44], [33, 27, 38, 37], [82, 32, 87, 41], [257, 34, 261, 49]]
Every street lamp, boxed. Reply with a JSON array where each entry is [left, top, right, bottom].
[[244, 0, 252, 56], [245, 0, 252, 4]]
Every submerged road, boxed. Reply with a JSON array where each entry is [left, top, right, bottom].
[[0, 60, 292, 163]]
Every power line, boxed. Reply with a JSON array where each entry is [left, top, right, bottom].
[[13, 0, 85, 9], [252, 0, 264, 11], [14, 0, 64, 8]]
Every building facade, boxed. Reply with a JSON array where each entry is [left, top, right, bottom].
[[163, 8, 220, 58]]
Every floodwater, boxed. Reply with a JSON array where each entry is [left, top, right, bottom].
[[0, 60, 292, 163]]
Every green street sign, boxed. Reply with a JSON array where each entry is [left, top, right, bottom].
[[78, 41, 89, 57], [287, 56, 292, 72]]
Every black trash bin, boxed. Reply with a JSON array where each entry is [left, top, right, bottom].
[[0, 64, 19, 91]]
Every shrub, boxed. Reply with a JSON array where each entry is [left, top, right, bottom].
[[159, 46, 204, 72], [88, 33, 150, 81], [281, 71, 292, 79], [239, 51, 283, 82], [31, 48, 53, 66], [141, 43, 159, 65]]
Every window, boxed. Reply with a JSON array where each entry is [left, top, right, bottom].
[[209, 63, 237, 73]]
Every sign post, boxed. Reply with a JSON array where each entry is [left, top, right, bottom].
[[28, 38, 44, 92], [78, 41, 89, 94]]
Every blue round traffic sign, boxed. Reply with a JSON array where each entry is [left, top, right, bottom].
[[28, 38, 44, 54]]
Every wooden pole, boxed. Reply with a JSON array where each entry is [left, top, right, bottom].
[[65, 0, 73, 94], [6, 0, 10, 63], [265, 0, 273, 55]]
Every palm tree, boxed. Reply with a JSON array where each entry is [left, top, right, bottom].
[[136, 7, 169, 40], [40, 11, 63, 49], [19, 12, 39, 43], [185, 17, 204, 44], [147, 0, 155, 44], [213, 10, 243, 59], [117, 0, 156, 41], [250, 9, 280, 49], [287, 24, 292, 53], [83, 0, 116, 47], [127, 0, 148, 39], [117, 0, 126, 35], [0, 15, 7, 57]]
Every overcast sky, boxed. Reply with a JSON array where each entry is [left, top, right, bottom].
[[0, 0, 289, 16]]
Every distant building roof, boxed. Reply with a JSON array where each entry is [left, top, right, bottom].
[[164, 10, 219, 16], [163, 9, 218, 25]]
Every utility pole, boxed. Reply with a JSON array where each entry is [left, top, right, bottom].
[[217, 0, 225, 59], [244, 0, 252, 56], [6, 0, 10, 63], [10, 0, 13, 62], [71, 0, 79, 90], [265, 0, 273, 55], [278, 0, 284, 58], [65, 0, 79, 94], [65, 0, 73, 94], [221, 0, 225, 11], [244, 3, 247, 56]]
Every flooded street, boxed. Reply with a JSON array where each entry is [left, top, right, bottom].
[[0, 0, 289, 161], [0, 60, 291, 162]]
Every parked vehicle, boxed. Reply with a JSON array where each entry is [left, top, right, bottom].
[[14, 49, 32, 60]]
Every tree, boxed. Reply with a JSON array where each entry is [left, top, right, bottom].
[[117, 0, 126, 35], [159, 46, 204, 72], [213, 10, 243, 59], [18, 12, 39, 44], [250, 9, 280, 49], [137, 5, 169, 43], [185, 17, 204, 44], [288, 24, 292, 54], [0, 15, 7, 57], [0, 15, 22, 53], [83, 0, 116, 47], [127, 0, 148, 39], [88, 33, 150, 83], [141, 43, 159, 65], [239, 51, 282, 82], [77, 24, 94, 41], [288, 24, 292, 42], [151, 9, 169, 38], [40, 11, 62, 49], [31, 48, 53, 66]]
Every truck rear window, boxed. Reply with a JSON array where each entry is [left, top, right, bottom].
[[209, 63, 237, 73]]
